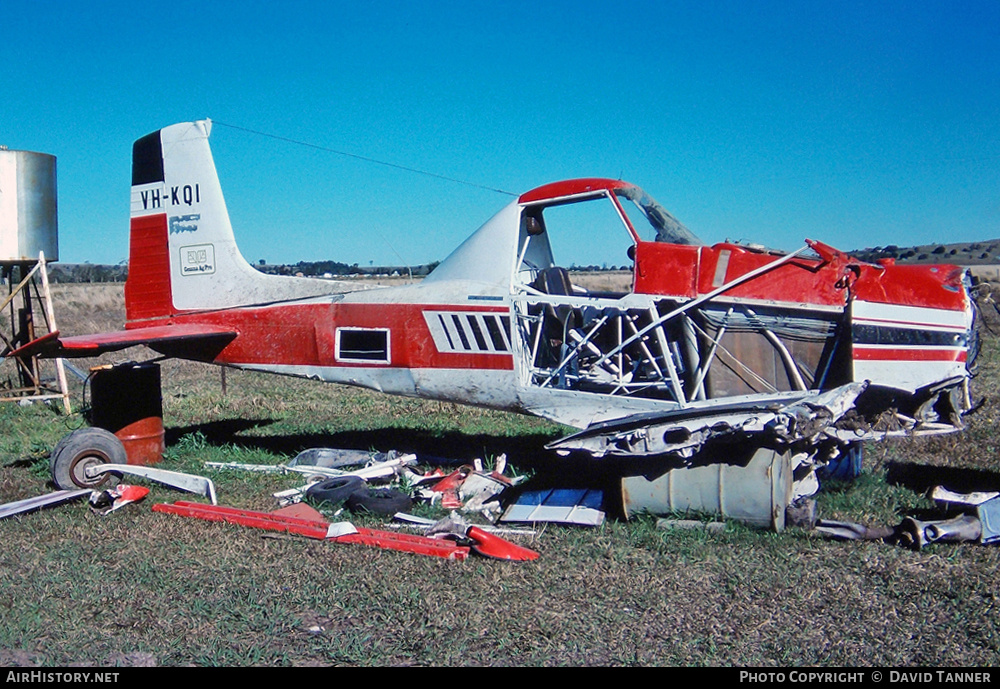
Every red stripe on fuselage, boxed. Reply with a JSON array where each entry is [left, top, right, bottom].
[[853, 347, 967, 362], [159, 302, 513, 370]]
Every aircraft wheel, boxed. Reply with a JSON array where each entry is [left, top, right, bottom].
[[50, 427, 126, 490], [346, 487, 413, 516], [305, 476, 366, 506]]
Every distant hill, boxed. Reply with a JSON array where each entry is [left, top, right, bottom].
[[849, 239, 1000, 266]]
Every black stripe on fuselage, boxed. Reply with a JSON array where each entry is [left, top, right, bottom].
[[852, 323, 967, 347]]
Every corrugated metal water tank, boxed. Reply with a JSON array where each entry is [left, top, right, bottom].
[[0, 148, 58, 263]]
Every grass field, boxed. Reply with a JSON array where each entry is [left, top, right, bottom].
[[1, 283, 999, 667]]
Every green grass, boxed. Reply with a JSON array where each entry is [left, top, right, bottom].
[[2, 287, 1000, 666]]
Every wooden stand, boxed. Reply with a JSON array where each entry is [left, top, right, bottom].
[[0, 252, 72, 413]]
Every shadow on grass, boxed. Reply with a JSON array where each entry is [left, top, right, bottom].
[[163, 417, 639, 516], [165, 416, 562, 467], [887, 460, 1000, 495]]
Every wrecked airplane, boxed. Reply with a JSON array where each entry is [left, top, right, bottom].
[[17, 120, 978, 528]]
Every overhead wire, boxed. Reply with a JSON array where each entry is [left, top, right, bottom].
[[213, 120, 518, 197]]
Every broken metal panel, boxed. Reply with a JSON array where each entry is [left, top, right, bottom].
[[0, 489, 90, 519], [548, 383, 868, 459], [621, 447, 793, 530], [976, 497, 1000, 545], [501, 488, 605, 526], [86, 464, 218, 505]]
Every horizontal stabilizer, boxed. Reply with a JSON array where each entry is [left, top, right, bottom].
[[9, 324, 238, 360]]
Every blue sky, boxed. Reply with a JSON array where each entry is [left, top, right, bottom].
[[2, 1, 998, 268]]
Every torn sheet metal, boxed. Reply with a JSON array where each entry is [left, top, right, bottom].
[[288, 448, 382, 469], [0, 489, 90, 519], [206, 454, 416, 482], [426, 466, 473, 509], [501, 488, 605, 526], [412, 459, 520, 518], [88, 484, 150, 515], [900, 495, 1000, 549], [930, 485, 1000, 507], [899, 514, 983, 549], [622, 447, 792, 530], [85, 463, 217, 505], [459, 472, 511, 519], [548, 382, 868, 460], [393, 512, 538, 537], [415, 512, 539, 561]]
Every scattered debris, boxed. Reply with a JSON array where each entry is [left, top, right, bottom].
[[501, 488, 605, 527], [466, 525, 540, 561], [425, 466, 474, 509], [305, 476, 366, 506], [814, 520, 896, 541], [89, 484, 150, 515], [899, 495, 1000, 549], [85, 463, 218, 505], [785, 498, 818, 529], [393, 512, 538, 537], [153, 500, 471, 560], [345, 487, 413, 516], [0, 489, 90, 520], [407, 455, 522, 519], [930, 485, 1000, 507], [272, 480, 325, 507], [421, 512, 539, 561], [898, 514, 983, 550], [814, 493, 1000, 550], [289, 448, 404, 469], [206, 453, 416, 482], [271, 502, 327, 522]]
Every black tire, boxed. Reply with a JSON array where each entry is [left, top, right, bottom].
[[50, 427, 127, 490], [346, 487, 413, 516], [305, 476, 366, 505]]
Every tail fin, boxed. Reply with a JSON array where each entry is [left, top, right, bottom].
[[125, 120, 333, 324]]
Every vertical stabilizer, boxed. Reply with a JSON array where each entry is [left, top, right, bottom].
[[125, 120, 337, 324]]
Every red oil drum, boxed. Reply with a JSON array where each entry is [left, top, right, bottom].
[[90, 362, 165, 465]]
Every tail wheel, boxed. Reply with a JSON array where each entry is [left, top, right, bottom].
[[50, 428, 128, 490]]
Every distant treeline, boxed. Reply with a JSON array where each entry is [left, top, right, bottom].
[[850, 239, 1000, 265], [47, 263, 128, 283], [42, 260, 442, 283], [255, 260, 441, 278], [41, 237, 1000, 284], [43, 259, 629, 283]]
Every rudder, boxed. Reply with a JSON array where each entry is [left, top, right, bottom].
[[125, 120, 335, 324]]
